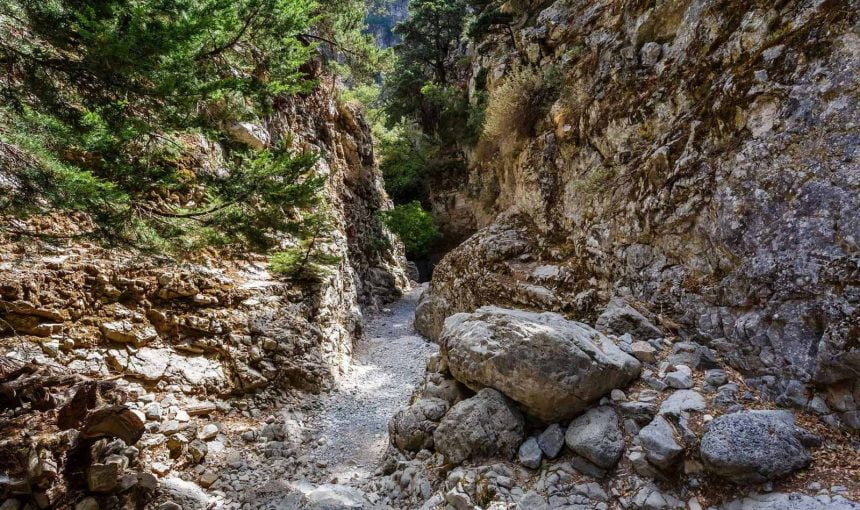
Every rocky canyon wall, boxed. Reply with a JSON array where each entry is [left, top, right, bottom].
[[0, 67, 407, 396], [418, 0, 859, 424]]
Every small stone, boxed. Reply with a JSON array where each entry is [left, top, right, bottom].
[[188, 440, 207, 463], [610, 389, 626, 402], [637, 416, 683, 470], [808, 396, 830, 415], [664, 365, 694, 389], [518, 437, 543, 469], [138, 472, 158, 491], [166, 434, 188, 458], [704, 369, 728, 386], [185, 403, 217, 416], [565, 406, 624, 469], [145, 403, 162, 420], [639, 42, 662, 67], [74, 497, 99, 510], [226, 451, 244, 468], [200, 423, 219, 441], [537, 424, 565, 458], [160, 420, 182, 435], [117, 472, 138, 492], [151, 462, 170, 476], [659, 390, 706, 416], [631, 341, 657, 363], [87, 463, 119, 493], [198, 470, 219, 488]]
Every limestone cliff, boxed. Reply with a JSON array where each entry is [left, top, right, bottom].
[[418, 0, 859, 426]]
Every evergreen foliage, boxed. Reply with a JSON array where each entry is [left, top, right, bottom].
[[0, 0, 380, 261], [268, 211, 342, 281], [378, 201, 439, 257]]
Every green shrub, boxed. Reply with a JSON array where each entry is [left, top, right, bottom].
[[379, 201, 440, 257], [467, 8, 514, 40], [268, 213, 342, 280], [379, 125, 435, 203]]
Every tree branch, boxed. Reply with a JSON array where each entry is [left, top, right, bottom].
[[196, 6, 260, 62], [298, 33, 361, 58]]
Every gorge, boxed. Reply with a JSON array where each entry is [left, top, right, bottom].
[[0, 0, 858, 509]]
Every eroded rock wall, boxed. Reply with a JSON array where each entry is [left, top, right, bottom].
[[0, 73, 407, 396], [420, 0, 859, 416]]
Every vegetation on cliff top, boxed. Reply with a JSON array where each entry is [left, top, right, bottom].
[[0, 0, 382, 258]]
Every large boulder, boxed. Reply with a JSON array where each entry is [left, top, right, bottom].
[[441, 307, 641, 422], [389, 398, 450, 452], [414, 291, 448, 342], [700, 410, 812, 483], [432, 388, 524, 464], [564, 406, 624, 469]]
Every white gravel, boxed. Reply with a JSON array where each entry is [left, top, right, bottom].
[[307, 284, 437, 482]]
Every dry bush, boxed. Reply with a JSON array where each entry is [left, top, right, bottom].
[[483, 68, 544, 142]]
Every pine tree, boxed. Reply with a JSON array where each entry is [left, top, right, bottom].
[[0, 0, 330, 253]]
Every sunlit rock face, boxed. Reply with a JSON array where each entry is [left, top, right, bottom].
[[419, 0, 859, 423]]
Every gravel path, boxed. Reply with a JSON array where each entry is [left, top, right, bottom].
[[307, 284, 437, 483]]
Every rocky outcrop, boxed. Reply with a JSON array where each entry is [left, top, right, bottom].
[[440, 307, 640, 422], [419, 0, 860, 426]]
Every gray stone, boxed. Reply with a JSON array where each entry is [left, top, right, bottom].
[[640, 42, 663, 67], [664, 365, 693, 389], [637, 416, 683, 470], [564, 406, 624, 469], [568, 455, 607, 479], [517, 491, 549, 510], [700, 410, 812, 483], [160, 420, 182, 435], [631, 341, 657, 363], [433, 388, 524, 464], [595, 297, 663, 340], [518, 437, 543, 469], [441, 307, 641, 422], [445, 486, 473, 510], [631, 484, 680, 510], [659, 390, 706, 416], [304, 484, 367, 509], [199, 423, 219, 440], [620, 401, 656, 425], [704, 369, 728, 386], [389, 398, 449, 452], [715, 492, 860, 510], [153, 478, 210, 510], [537, 424, 565, 458]]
